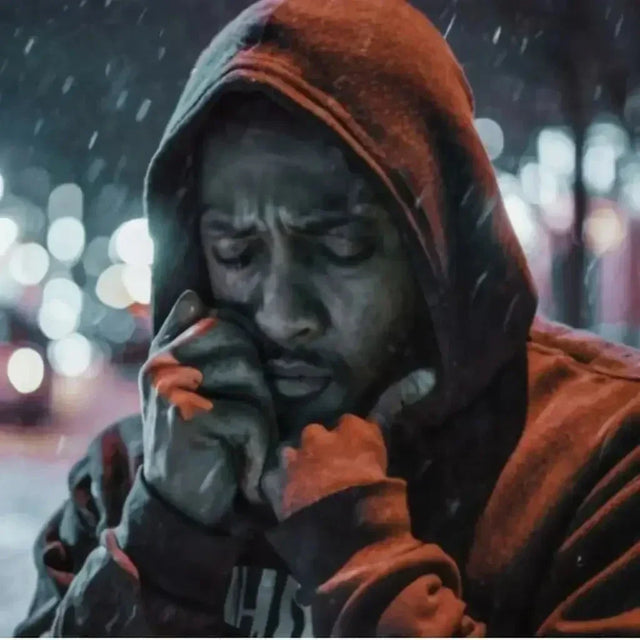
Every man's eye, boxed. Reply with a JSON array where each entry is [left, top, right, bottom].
[[320, 235, 374, 262], [210, 238, 254, 267]]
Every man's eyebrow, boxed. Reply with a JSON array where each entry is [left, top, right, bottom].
[[292, 211, 378, 234], [201, 210, 258, 237]]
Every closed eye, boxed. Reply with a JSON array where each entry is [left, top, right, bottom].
[[318, 234, 376, 262], [208, 236, 258, 268]]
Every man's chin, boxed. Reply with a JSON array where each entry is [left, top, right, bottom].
[[273, 381, 351, 443]]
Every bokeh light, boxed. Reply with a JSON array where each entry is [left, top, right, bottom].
[[503, 193, 539, 255], [8, 243, 49, 286], [7, 347, 45, 394], [585, 207, 627, 256], [1, 196, 46, 235], [537, 128, 576, 176], [98, 309, 136, 344], [47, 183, 83, 220], [496, 171, 522, 198], [587, 121, 629, 159], [47, 333, 93, 377], [474, 117, 505, 161], [96, 264, 134, 309], [0, 272, 21, 304], [83, 236, 111, 277], [0, 217, 19, 255], [110, 218, 154, 265], [47, 216, 86, 264], [43, 278, 83, 314], [38, 299, 80, 340], [541, 197, 576, 234], [122, 264, 152, 304], [620, 162, 640, 214], [583, 143, 616, 194], [519, 162, 561, 207]]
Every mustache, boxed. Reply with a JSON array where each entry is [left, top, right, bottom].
[[215, 305, 346, 372]]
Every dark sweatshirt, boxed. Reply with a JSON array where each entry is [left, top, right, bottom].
[[15, 0, 640, 636]]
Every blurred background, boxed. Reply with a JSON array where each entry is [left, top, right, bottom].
[[0, 0, 639, 633]]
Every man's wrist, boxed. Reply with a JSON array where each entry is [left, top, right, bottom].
[[266, 477, 412, 593], [114, 467, 243, 606]]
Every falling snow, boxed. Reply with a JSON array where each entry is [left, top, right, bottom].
[[55, 436, 67, 455], [0, 4, 639, 634], [61, 75, 74, 94], [136, 98, 152, 122], [116, 90, 128, 110], [443, 13, 456, 40], [24, 37, 36, 55]]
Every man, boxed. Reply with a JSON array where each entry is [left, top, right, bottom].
[[15, 0, 640, 636]]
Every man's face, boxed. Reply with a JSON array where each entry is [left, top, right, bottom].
[[198, 109, 418, 439]]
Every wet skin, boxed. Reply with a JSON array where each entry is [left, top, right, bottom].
[[198, 102, 420, 439]]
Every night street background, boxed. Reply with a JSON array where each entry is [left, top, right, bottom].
[[1, 0, 639, 633]]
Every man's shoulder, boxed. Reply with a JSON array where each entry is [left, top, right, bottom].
[[525, 315, 640, 450], [528, 314, 640, 383], [468, 317, 640, 578]]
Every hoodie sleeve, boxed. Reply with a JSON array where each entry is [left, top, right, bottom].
[[13, 417, 243, 637], [264, 415, 485, 637], [267, 478, 485, 637], [532, 443, 640, 636], [265, 410, 640, 637]]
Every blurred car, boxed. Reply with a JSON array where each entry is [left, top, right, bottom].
[[0, 306, 52, 425]]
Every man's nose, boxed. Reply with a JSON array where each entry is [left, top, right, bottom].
[[255, 265, 325, 346]]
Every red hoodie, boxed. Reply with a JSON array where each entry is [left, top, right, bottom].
[[15, 0, 640, 636]]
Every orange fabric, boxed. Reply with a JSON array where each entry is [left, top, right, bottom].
[[468, 317, 640, 578], [269, 317, 640, 636], [376, 575, 485, 637]]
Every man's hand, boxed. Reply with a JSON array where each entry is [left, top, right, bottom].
[[261, 368, 435, 520], [140, 290, 277, 527]]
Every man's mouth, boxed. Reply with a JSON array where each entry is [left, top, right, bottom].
[[265, 357, 332, 400]]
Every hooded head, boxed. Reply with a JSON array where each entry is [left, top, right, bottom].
[[144, 0, 537, 435]]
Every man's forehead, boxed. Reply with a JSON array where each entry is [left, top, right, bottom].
[[200, 174, 375, 230], [200, 128, 377, 212]]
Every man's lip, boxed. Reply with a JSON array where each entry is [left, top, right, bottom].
[[270, 376, 331, 400], [266, 358, 331, 379]]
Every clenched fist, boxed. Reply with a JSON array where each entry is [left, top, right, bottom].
[[140, 290, 277, 527]]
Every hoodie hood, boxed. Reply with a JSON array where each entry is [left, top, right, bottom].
[[143, 0, 538, 420]]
